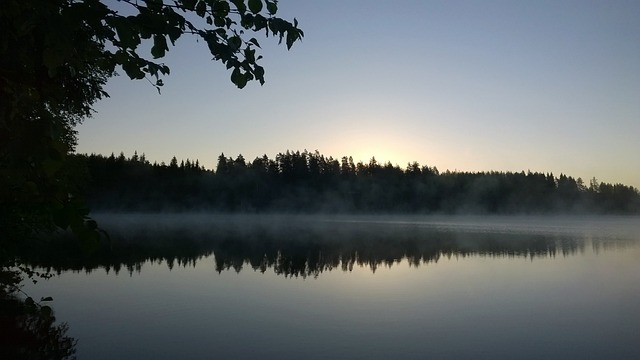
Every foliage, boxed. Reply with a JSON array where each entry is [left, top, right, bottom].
[[81, 150, 640, 214], [1, 0, 111, 243], [0, 267, 76, 360], [0, 0, 303, 241], [63, 0, 304, 90]]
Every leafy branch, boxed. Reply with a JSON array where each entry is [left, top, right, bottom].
[[88, 0, 304, 89]]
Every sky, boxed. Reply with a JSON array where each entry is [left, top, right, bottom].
[[78, 0, 640, 188]]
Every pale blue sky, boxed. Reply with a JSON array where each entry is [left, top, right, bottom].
[[78, 0, 640, 188]]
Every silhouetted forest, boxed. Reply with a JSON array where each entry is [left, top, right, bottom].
[[79, 150, 640, 214]]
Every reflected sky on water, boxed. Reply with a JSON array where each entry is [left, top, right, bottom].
[[22, 215, 640, 359]]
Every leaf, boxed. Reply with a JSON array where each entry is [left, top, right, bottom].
[[248, 37, 261, 48], [213, 1, 230, 16], [231, 68, 247, 88], [181, 0, 197, 11], [254, 65, 265, 84], [244, 48, 255, 63], [195, 0, 206, 17], [122, 58, 146, 79], [113, 19, 140, 49], [266, 1, 277, 14], [167, 27, 182, 44], [230, 0, 247, 13], [248, 0, 263, 14], [40, 296, 53, 302], [214, 17, 226, 27], [228, 35, 242, 51], [253, 14, 267, 31], [41, 306, 53, 318], [140, 26, 152, 39], [286, 30, 298, 50], [151, 35, 168, 58]]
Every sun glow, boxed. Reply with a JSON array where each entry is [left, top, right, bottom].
[[321, 118, 405, 166], [328, 127, 436, 169]]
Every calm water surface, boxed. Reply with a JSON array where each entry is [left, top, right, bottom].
[[23, 215, 640, 359]]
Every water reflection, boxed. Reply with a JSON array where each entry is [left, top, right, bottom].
[[23, 214, 638, 278], [17, 215, 640, 360], [0, 276, 77, 360]]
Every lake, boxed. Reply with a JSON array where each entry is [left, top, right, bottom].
[[21, 214, 640, 359]]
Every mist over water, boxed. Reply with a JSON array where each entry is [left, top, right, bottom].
[[30, 213, 639, 276], [22, 214, 640, 359]]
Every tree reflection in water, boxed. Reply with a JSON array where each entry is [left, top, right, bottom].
[[17, 215, 634, 279]]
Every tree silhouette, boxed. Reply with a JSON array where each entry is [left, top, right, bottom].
[[0, 0, 304, 240], [0, 270, 77, 360], [77, 150, 640, 214]]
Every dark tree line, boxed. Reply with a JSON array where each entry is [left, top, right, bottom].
[[81, 150, 640, 214]]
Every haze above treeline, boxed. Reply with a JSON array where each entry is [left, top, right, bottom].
[[78, 150, 640, 214]]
